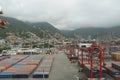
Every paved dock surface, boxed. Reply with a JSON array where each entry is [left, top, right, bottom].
[[49, 51, 86, 80], [0, 50, 115, 80]]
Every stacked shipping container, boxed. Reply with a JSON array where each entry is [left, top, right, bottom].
[[0, 55, 28, 73], [0, 56, 10, 61], [106, 62, 120, 80], [78, 60, 88, 67], [17, 55, 42, 65], [33, 55, 54, 78], [0, 55, 42, 78], [112, 53, 120, 61], [83, 64, 106, 78]]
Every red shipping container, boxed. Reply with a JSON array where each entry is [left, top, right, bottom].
[[26, 62, 39, 65], [0, 63, 12, 68], [4, 68, 19, 73], [41, 62, 52, 65], [114, 75, 120, 80]]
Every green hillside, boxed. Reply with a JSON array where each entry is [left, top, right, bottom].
[[1, 16, 120, 39], [61, 26, 120, 39], [32, 22, 60, 33], [0, 16, 62, 38]]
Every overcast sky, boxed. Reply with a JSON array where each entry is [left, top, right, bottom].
[[0, 0, 120, 30]]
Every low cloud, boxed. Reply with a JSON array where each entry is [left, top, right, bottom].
[[1, 0, 120, 30]]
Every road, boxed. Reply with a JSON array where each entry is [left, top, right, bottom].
[[49, 51, 86, 80]]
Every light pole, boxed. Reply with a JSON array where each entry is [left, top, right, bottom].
[[0, 6, 3, 14], [42, 31, 45, 54]]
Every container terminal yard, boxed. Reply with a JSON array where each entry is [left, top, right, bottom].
[[0, 44, 119, 80], [1, 2, 120, 80], [0, 50, 84, 80], [0, 15, 119, 79]]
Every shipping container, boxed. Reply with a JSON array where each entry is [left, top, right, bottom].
[[0, 56, 10, 61], [114, 75, 120, 80], [112, 62, 120, 70], [33, 55, 54, 78], [106, 67, 120, 76], [112, 53, 120, 61], [83, 64, 106, 78], [0, 72, 14, 78]]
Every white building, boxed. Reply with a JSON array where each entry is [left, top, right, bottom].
[[78, 43, 92, 48], [0, 39, 6, 46]]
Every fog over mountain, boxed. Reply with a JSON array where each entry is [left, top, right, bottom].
[[1, 0, 120, 30]]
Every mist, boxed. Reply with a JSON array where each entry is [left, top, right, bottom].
[[1, 0, 120, 30]]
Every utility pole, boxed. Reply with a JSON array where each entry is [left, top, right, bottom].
[[0, 6, 3, 14], [48, 39, 50, 50], [42, 30, 45, 54]]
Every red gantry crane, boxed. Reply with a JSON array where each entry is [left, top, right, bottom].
[[66, 43, 79, 62], [79, 42, 105, 80], [88, 42, 105, 79]]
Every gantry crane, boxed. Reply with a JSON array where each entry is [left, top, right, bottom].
[[65, 43, 79, 62], [79, 42, 105, 80], [88, 42, 105, 79]]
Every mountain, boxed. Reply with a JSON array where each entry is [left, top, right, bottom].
[[32, 22, 60, 33], [1, 16, 120, 40], [73, 27, 108, 37], [0, 16, 63, 39], [61, 26, 120, 39], [61, 30, 74, 38], [31, 22, 63, 39]]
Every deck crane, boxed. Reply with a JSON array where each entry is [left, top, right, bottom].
[[0, 6, 8, 29]]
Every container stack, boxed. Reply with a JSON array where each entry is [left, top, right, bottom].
[[0, 55, 28, 73], [0, 55, 42, 78], [83, 64, 106, 78], [112, 53, 120, 61], [104, 54, 112, 60], [106, 62, 120, 80], [0, 65, 37, 78], [17, 55, 42, 65], [33, 55, 54, 78], [78, 60, 89, 67], [78, 52, 88, 60], [106, 67, 120, 76], [78, 52, 89, 67], [0, 56, 10, 61]]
